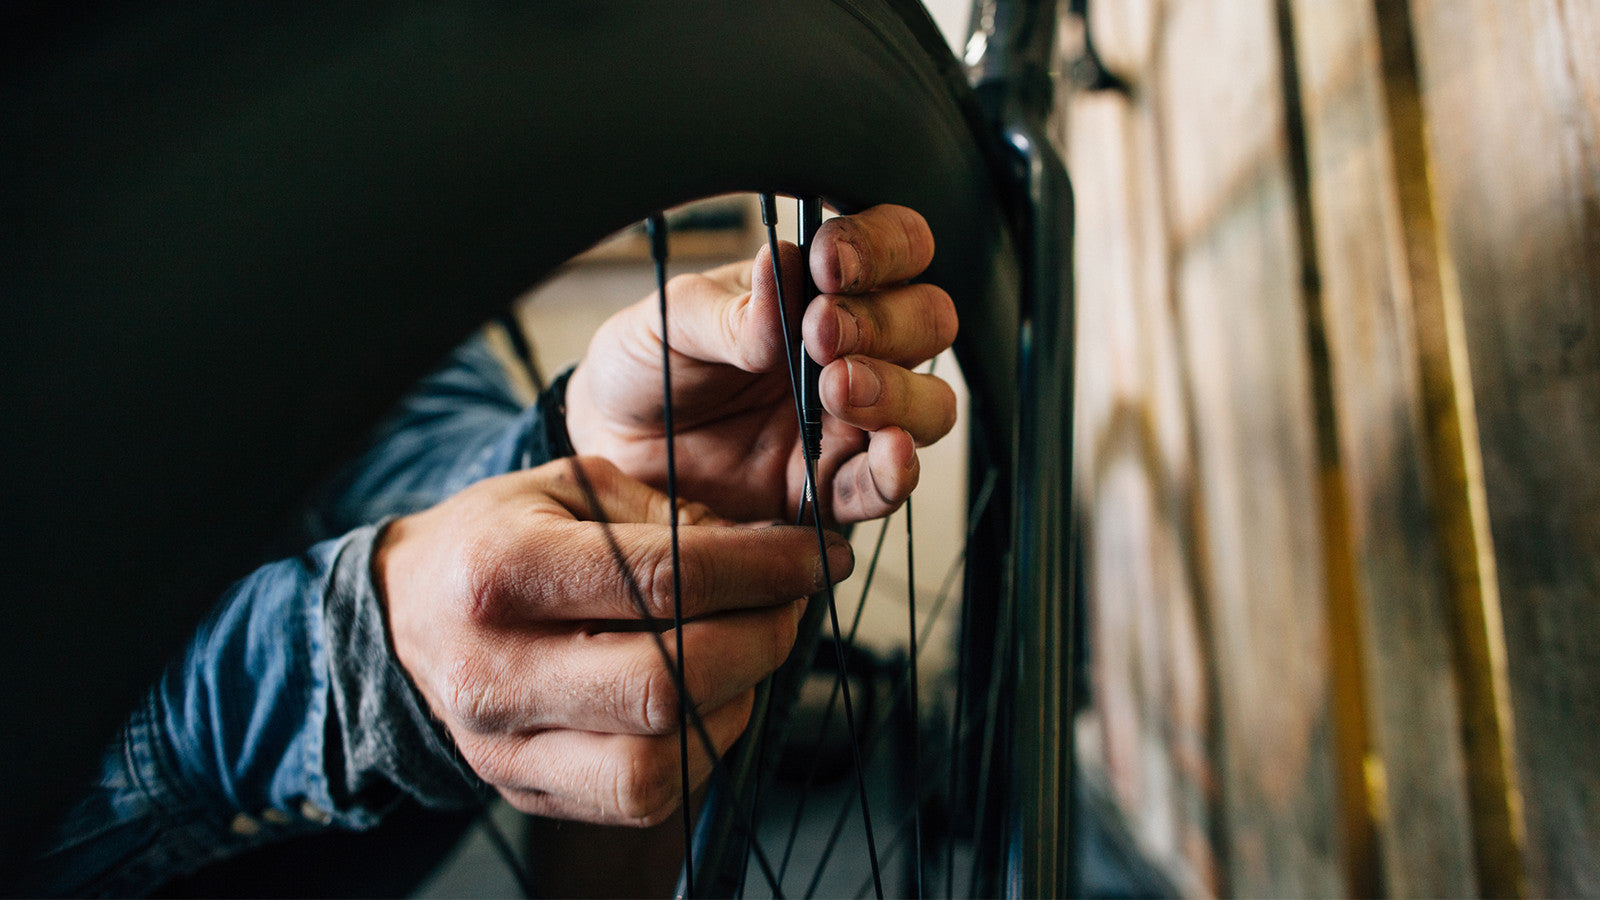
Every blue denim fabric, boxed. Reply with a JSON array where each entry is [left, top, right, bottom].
[[294, 327, 551, 543], [28, 328, 567, 896]]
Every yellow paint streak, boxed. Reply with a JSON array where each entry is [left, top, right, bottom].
[[1375, 0, 1528, 890], [1431, 207, 1529, 867]]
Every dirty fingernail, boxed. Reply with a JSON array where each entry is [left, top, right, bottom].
[[846, 358, 883, 407], [834, 307, 860, 354], [836, 241, 862, 290]]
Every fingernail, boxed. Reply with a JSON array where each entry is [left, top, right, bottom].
[[834, 307, 860, 354], [836, 241, 861, 291], [846, 358, 883, 407]]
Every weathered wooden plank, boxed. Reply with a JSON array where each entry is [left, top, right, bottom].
[[1289, 2, 1482, 895], [1068, 85, 1219, 897], [1169, 173, 1345, 899], [1154, 0, 1346, 894], [1409, 1, 1600, 896]]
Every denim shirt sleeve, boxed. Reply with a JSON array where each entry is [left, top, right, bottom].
[[30, 326, 575, 896], [33, 527, 476, 897], [291, 325, 571, 545]]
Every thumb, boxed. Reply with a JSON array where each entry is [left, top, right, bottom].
[[639, 243, 807, 375]]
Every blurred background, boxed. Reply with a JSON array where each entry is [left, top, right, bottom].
[[1061, 0, 1597, 897]]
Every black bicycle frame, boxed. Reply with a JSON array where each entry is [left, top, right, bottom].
[[966, 0, 1079, 895]]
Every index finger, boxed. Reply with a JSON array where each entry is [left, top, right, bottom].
[[492, 461, 855, 621], [810, 204, 935, 294], [504, 520, 853, 622]]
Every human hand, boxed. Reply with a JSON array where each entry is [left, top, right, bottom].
[[565, 204, 959, 525], [375, 456, 853, 825]]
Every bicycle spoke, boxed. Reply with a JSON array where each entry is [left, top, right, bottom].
[[797, 196, 885, 900], [646, 213, 697, 898], [904, 496, 924, 899], [777, 517, 892, 884], [852, 799, 930, 900], [752, 193, 884, 899], [759, 193, 810, 458], [793, 472, 998, 899], [633, 195, 1009, 900], [565, 459, 787, 899], [737, 680, 777, 899], [945, 572, 968, 900]]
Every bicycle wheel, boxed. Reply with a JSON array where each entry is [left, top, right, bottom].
[[4, 1, 1071, 894]]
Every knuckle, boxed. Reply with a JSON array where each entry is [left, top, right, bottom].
[[730, 298, 786, 372], [674, 547, 707, 609], [636, 546, 676, 619], [679, 500, 717, 525], [734, 340, 776, 374], [441, 654, 502, 731], [629, 656, 680, 734], [645, 491, 673, 526], [835, 467, 861, 509], [866, 463, 903, 513], [458, 532, 509, 627], [651, 493, 697, 529], [610, 747, 677, 823], [634, 540, 703, 620]]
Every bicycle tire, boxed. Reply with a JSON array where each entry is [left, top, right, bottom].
[[3, 2, 1063, 894]]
